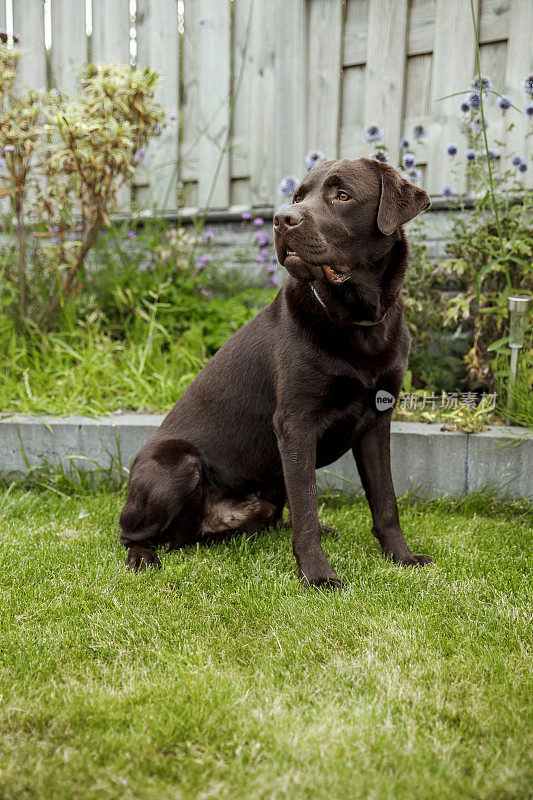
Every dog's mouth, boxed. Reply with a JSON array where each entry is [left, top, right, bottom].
[[282, 247, 349, 285]]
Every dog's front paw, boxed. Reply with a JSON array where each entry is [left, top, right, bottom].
[[125, 546, 161, 572]]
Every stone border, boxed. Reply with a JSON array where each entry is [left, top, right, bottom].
[[0, 415, 531, 501]]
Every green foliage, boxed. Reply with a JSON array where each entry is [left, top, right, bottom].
[[0, 45, 165, 325], [0, 222, 276, 415]]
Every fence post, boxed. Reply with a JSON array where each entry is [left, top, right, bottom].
[[363, 0, 408, 167], [136, 0, 180, 212], [50, 0, 87, 93], [0, 1, 5, 32], [14, 0, 47, 90], [274, 0, 307, 203]]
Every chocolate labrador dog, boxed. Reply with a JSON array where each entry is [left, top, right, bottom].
[[119, 157, 431, 587]]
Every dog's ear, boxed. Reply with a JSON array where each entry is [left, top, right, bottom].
[[376, 163, 430, 236]]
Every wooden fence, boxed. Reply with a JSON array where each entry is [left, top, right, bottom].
[[2, 0, 532, 214]]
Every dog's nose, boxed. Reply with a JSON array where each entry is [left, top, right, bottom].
[[274, 208, 303, 230]]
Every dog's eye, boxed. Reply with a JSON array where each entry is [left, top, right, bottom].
[[293, 194, 302, 203], [336, 191, 350, 201]]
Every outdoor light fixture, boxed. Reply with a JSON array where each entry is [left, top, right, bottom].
[[506, 293, 532, 421]]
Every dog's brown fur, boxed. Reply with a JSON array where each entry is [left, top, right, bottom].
[[119, 158, 431, 587]]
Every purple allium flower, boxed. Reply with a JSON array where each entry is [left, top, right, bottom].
[[467, 91, 483, 109], [4, 145, 15, 153], [267, 262, 278, 274], [409, 168, 422, 182], [412, 124, 427, 140], [305, 150, 324, 171], [278, 175, 300, 197], [50, 236, 59, 245], [362, 124, 383, 143], [12, 32, 20, 44], [518, 161, 528, 173], [487, 149, 499, 160], [466, 148, 476, 161], [372, 151, 388, 163], [0, 30, 7, 44], [460, 97, 471, 113], [446, 143, 458, 157], [400, 138, 410, 150], [473, 75, 492, 92], [254, 231, 269, 247], [50, 224, 59, 233], [256, 250, 268, 263], [135, 148, 146, 163], [68, 232, 80, 241], [169, 113, 178, 121], [402, 152, 416, 169], [526, 101, 533, 117], [497, 94, 513, 111], [127, 230, 136, 239], [240, 211, 252, 221], [511, 153, 524, 166], [203, 229, 215, 242], [441, 185, 456, 198], [269, 274, 281, 287], [521, 75, 533, 96], [198, 18, 206, 25], [200, 288, 211, 298], [253, 217, 264, 227]]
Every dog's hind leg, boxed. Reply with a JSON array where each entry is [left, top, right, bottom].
[[119, 438, 203, 571]]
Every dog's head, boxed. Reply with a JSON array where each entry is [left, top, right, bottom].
[[273, 158, 430, 285]]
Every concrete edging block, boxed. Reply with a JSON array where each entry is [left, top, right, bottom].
[[0, 414, 531, 502]]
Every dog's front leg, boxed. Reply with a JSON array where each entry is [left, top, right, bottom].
[[274, 413, 342, 589], [352, 411, 432, 566]]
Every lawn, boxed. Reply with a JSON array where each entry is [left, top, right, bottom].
[[0, 486, 531, 800]]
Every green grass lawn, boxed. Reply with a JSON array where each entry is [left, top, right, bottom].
[[1, 486, 531, 799]]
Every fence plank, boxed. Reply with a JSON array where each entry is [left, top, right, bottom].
[[505, 0, 532, 188], [195, 0, 231, 209], [181, 0, 199, 206], [91, 0, 130, 63], [248, 0, 276, 206], [136, 0, 180, 211], [306, 0, 344, 161], [343, 0, 369, 66], [0, 0, 5, 31], [479, 0, 510, 44], [427, 0, 479, 195], [407, 0, 436, 56], [14, 0, 47, 90], [364, 0, 408, 167], [91, 0, 131, 212], [274, 0, 306, 199], [50, 0, 87, 93], [231, 0, 253, 204]]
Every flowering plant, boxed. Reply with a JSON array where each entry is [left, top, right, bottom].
[[0, 44, 165, 327]]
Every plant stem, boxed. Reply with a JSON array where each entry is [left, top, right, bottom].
[[469, 0, 506, 273], [14, 190, 27, 318]]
